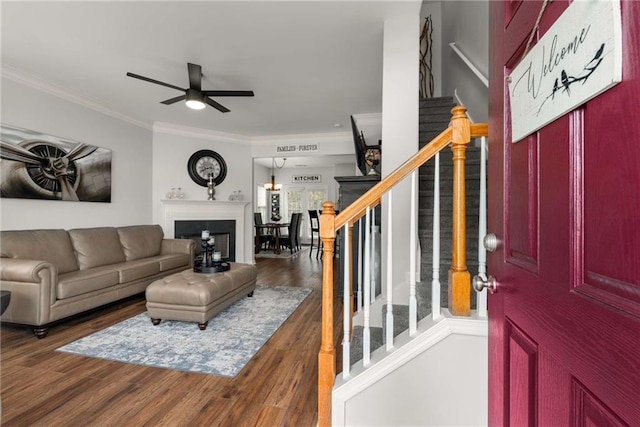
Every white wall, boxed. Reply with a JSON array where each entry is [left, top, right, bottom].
[[0, 77, 153, 230], [269, 165, 340, 205], [251, 132, 353, 158], [0, 76, 357, 258], [440, 0, 489, 122], [252, 132, 357, 214], [334, 162, 357, 180], [151, 124, 254, 263], [342, 334, 487, 426], [381, 13, 420, 298]]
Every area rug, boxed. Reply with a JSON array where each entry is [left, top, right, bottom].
[[57, 286, 312, 377]]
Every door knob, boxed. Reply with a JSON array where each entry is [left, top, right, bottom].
[[483, 233, 499, 252], [472, 275, 497, 294]]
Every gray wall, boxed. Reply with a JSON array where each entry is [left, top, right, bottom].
[[439, 0, 489, 122], [1, 77, 154, 230]]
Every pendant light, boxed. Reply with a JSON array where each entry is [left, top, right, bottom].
[[264, 157, 286, 191]]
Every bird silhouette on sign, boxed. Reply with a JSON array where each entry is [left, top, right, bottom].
[[536, 43, 606, 115], [561, 70, 571, 95]]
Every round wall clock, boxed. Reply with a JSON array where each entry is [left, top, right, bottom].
[[187, 150, 227, 187]]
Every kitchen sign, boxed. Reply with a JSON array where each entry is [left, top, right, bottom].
[[292, 175, 321, 183], [508, 0, 622, 143]]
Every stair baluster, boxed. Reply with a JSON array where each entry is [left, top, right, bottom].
[[385, 191, 394, 349], [357, 222, 363, 312], [362, 207, 371, 366], [432, 152, 442, 319], [409, 171, 418, 335], [342, 222, 351, 378]]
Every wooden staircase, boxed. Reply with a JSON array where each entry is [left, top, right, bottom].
[[318, 106, 489, 426], [418, 98, 483, 310]]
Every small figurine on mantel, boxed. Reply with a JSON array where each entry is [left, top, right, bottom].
[[207, 174, 215, 201]]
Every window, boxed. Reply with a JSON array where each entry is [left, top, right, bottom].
[[286, 188, 303, 217], [256, 185, 267, 222], [288, 187, 328, 243], [307, 190, 325, 211]]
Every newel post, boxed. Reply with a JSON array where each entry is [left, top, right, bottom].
[[448, 106, 472, 316], [318, 201, 336, 427]]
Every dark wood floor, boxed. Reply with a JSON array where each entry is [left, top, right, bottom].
[[1, 249, 342, 426]]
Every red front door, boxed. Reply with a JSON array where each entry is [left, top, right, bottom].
[[488, 1, 640, 425]]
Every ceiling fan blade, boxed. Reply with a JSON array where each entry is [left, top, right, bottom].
[[202, 90, 255, 97], [126, 72, 185, 92], [161, 94, 187, 105], [205, 97, 230, 113], [187, 63, 202, 91]]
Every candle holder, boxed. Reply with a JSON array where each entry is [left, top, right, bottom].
[[194, 232, 229, 273]]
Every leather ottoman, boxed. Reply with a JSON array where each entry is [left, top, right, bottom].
[[145, 263, 257, 330]]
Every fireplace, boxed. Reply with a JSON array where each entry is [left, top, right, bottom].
[[175, 220, 235, 261], [160, 199, 249, 263]]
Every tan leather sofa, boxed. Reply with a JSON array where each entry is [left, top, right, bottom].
[[0, 225, 194, 338]]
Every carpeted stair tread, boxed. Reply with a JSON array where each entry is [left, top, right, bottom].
[[380, 302, 432, 343], [350, 325, 384, 364], [419, 97, 455, 109]]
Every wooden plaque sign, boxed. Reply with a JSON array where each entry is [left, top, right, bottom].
[[508, 0, 622, 143]]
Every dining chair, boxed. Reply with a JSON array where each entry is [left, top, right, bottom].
[[279, 213, 299, 254], [308, 210, 321, 258], [254, 212, 273, 251], [295, 212, 303, 251]]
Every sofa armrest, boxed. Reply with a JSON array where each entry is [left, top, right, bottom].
[[161, 238, 194, 255], [1, 258, 58, 283], [0, 258, 58, 325], [161, 239, 195, 268]]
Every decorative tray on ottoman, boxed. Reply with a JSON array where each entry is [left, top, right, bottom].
[[194, 260, 230, 274]]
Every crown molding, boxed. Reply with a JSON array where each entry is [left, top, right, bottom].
[[352, 112, 382, 126], [252, 131, 352, 144], [153, 121, 251, 145], [1, 65, 152, 131]]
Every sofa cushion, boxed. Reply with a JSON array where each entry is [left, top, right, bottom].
[[0, 229, 78, 274], [117, 225, 164, 261], [109, 259, 161, 283], [68, 227, 126, 270], [58, 268, 120, 299], [147, 253, 191, 272]]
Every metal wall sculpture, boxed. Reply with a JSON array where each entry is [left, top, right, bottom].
[[0, 124, 112, 202], [419, 14, 435, 99]]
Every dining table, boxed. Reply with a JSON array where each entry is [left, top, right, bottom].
[[254, 222, 290, 255]]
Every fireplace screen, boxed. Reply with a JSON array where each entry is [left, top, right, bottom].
[[174, 220, 235, 261]]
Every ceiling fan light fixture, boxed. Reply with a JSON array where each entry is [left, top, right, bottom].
[[127, 63, 254, 113], [185, 89, 205, 110]]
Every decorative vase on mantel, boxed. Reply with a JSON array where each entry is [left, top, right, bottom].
[[228, 190, 244, 201], [165, 187, 185, 199]]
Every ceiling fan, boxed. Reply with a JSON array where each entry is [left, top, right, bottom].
[[126, 62, 254, 113]]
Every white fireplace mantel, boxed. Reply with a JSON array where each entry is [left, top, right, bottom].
[[161, 199, 249, 262]]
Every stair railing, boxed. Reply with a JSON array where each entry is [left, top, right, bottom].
[[317, 106, 488, 426]]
